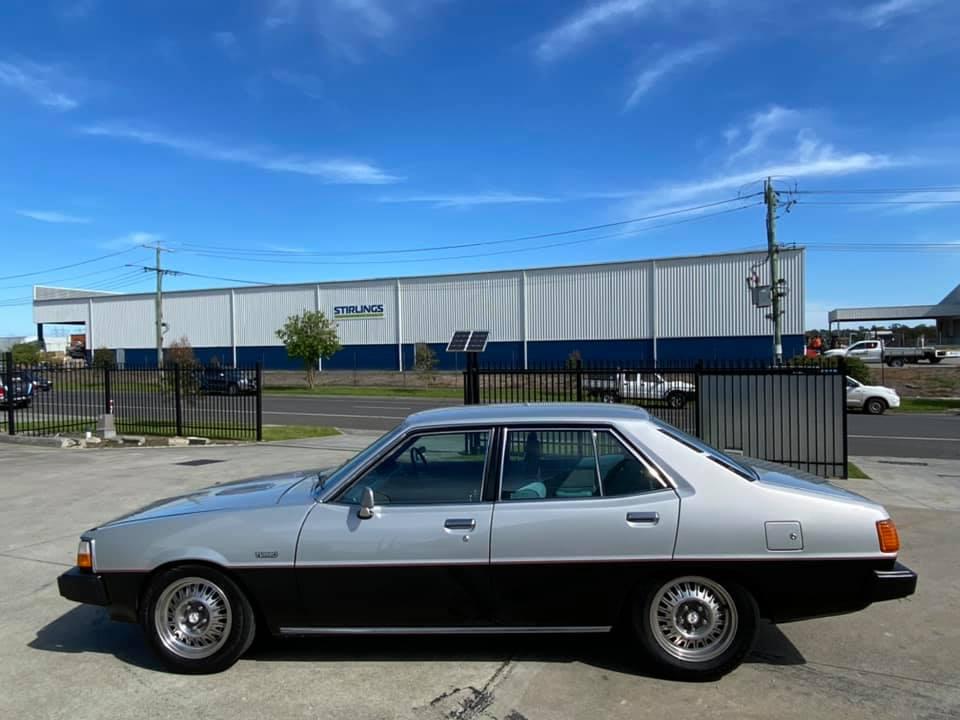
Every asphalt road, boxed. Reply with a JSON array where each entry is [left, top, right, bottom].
[[9, 389, 958, 459]]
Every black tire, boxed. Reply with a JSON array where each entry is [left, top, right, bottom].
[[864, 397, 887, 415], [141, 564, 256, 674], [666, 392, 687, 409], [632, 575, 758, 681], [888, 358, 904, 368], [227, 383, 239, 396], [929, 357, 942, 365]]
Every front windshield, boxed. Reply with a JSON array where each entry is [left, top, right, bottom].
[[314, 426, 404, 498]]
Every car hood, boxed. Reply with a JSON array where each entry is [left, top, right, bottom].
[[663, 380, 695, 391], [858, 384, 898, 396], [822, 349, 846, 357], [95, 471, 319, 528]]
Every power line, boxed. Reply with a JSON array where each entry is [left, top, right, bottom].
[[798, 200, 960, 206], [170, 194, 763, 259], [0, 247, 139, 281], [795, 186, 960, 195], [0, 264, 132, 291]]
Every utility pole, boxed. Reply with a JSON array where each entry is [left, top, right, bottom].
[[764, 177, 783, 364], [128, 242, 175, 367]]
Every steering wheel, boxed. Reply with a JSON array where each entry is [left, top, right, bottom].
[[410, 446, 428, 466]]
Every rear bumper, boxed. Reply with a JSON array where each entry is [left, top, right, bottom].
[[57, 567, 109, 606], [871, 562, 917, 602]]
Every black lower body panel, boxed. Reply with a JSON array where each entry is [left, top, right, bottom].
[[57, 567, 109, 606]]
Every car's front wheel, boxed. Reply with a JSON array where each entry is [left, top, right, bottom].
[[633, 575, 758, 680], [666, 392, 687, 409], [142, 565, 256, 674], [864, 397, 887, 415]]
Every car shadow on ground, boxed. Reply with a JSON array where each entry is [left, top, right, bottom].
[[30, 607, 804, 678]]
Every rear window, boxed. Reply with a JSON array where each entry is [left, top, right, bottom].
[[652, 420, 757, 482]]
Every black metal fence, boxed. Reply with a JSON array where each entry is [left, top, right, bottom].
[[464, 359, 848, 478], [2, 353, 262, 441]]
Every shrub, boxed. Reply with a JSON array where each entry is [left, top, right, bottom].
[[276, 311, 341, 388], [788, 354, 871, 384], [91, 347, 115, 369], [414, 343, 438, 384]]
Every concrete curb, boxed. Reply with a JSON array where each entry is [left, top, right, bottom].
[[0, 434, 77, 448]]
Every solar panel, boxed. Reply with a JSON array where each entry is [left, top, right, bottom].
[[465, 330, 489, 352], [446, 330, 472, 352]]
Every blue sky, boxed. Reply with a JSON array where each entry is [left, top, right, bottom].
[[1, 0, 959, 336]]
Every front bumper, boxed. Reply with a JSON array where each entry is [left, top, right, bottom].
[[872, 562, 917, 602], [57, 567, 109, 606]]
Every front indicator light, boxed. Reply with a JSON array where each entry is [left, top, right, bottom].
[[876, 519, 900, 553], [77, 540, 92, 570]]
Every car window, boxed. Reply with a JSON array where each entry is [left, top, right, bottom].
[[502, 430, 598, 501], [339, 431, 489, 505], [846, 378, 858, 389], [652, 420, 758, 482], [594, 431, 663, 496]]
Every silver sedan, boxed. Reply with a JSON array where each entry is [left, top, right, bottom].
[[58, 403, 916, 679]]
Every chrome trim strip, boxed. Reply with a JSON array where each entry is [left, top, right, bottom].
[[279, 625, 612, 636], [295, 559, 489, 568]]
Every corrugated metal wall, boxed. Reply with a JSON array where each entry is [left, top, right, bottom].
[[32, 249, 806, 352], [526, 262, 650, 341], [400, 273, 522, 343], [657, 250, 803, 337]]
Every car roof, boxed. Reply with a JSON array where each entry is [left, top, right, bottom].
[[404, 403, 650, 428]]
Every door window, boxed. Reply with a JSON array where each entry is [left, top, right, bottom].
[[501, 429, 664, 501], [339, 431, 489, 505]]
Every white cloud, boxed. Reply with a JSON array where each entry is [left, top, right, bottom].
[[271, 69, 324, 99], [537, 0, 657, 62], [625, 41, 722, 109], [625, 108, 897, 212], [264, 0, 299, 29], [15, 210, 91, 224], [0, 59, 79, 110], [726, 105, 804, 164], [378, 192, 559, 209], [212, 31, 239, 56], [98, 231, 163, 250], [79, 124, 402, 184], [854, 0, 938, 28]]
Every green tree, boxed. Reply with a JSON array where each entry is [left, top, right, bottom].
[[91, 347, 115, 369], [276, 311, 341, 388], [10, 342, 41, 365], [414, 343, 438, 384]]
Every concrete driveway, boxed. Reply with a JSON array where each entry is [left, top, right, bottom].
[[1, 438, 958, 720]]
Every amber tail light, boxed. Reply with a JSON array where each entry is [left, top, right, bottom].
[[876, 519, 900, 553]]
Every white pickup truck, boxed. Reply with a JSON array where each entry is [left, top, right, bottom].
[[584, 372, 696, 408], [824, 340, 958, 367]]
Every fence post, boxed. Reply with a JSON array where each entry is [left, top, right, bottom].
[[4, 352, 14, 435], [174, 363, 183, 437], [103, 363, 112, 415], [575, 358, 583, 402], [255, 362, 263, 442], [694, 360, 703, 438], [838, 356, 848, 478]]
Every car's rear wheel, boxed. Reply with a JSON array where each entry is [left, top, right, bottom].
[[864, 397, 887, 415], [227, 383, 239, 396], [666, 392, 687, 409], [142, 565, 256, 674], [633, 575, 757, 680]]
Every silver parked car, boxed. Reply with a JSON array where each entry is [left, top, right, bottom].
[[58, 404, 916, 679]]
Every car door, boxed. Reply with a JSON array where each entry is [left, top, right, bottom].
[[295, 428, 496, 628], [490, 427, 679, 628]]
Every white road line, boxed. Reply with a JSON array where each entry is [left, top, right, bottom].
[[850, 434, 960, 442]]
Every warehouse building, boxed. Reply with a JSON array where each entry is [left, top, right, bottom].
[[31, 249, 805, 370]]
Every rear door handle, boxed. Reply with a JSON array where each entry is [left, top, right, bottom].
[[444, 518, 476, 531], [626, 511, 660, 525]]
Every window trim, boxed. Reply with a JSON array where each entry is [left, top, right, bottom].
[[330, 426, 495, 507], [497, 424, 671, 503]]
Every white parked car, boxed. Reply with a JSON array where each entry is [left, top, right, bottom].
[[846, 377, 900, 414]]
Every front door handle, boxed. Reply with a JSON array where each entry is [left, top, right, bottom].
[[626, 511, 660, 525], [444, 518, 476, 531]]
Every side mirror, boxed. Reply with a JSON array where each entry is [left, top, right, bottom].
[[357, 487, 376, 520]]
